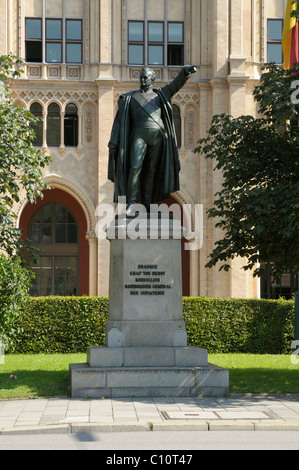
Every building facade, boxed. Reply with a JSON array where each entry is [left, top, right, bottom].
[[0, 0, 294, 299]]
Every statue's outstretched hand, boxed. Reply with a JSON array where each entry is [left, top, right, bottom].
[[184, 65, 197, 75]]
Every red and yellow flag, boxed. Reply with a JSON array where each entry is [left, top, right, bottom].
[[282, 0, 299, 69]]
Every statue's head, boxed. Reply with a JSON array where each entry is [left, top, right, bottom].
[[140, 68, 156, 89]]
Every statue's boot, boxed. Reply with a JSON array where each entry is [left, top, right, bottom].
[[126, 168, 141, 218]]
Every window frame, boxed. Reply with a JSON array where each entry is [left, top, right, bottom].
[[148, 21, 164, 66], [29, 102, 80, 149], [47, 102, 61, 148], [64, 103, 79, 147], [167, 21, 184, 44], [30, 102, 43, 147], [167, 21, 185, 66], [45, 18, 63, 63], [128, 20, 145, 65], [128, 19, 185, 67], [267, 18, 283, 64], [30, 254, 79, 296], [25, 17, 43, 63], [28, 202, 79, 246], [66, 19, 83, 64], [25, 16, 83, 64], [25, 17, 42, 40], [28, 202, 79, 297]]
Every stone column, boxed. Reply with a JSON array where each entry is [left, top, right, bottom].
[[96, 78, 117, 296], [228, 0, 247, 78], [213, 0, 229, 78], [198, 81, 211, 297], [227, 75, 248, 117], [42, 108, 48, 150], [77, 111, 83, 150], [86, 231, 98, 296], [98, 0, 114, 78], [0, 0, 7, 55], [59, 111, 65, 150]]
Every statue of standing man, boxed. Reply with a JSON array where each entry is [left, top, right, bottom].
[[108, 66, 197, 217]]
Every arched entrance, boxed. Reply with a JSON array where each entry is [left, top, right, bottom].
[[19, 188, 89, 296]]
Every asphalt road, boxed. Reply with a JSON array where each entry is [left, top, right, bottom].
[[1, 430, 299, 451]]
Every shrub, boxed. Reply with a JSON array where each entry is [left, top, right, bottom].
[[11, 295, 295, 354], [183, 297, 294, 354], [12, 296, 108, 354]]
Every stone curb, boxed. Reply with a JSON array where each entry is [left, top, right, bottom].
[[152, 420, 299, 431], [2, 420, 299, 435]]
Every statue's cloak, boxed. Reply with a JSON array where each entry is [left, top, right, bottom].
[[108, 70, 188, 203]]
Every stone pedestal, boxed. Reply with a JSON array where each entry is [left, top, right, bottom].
[[69, 216, 229, 397]]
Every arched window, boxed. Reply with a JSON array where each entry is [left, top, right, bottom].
[[47, 103, 61, 147], [173, 104, 181, 148], [30, 102, 43, 147], [28, 202, 79, 296], [64, 103, 78, 147]]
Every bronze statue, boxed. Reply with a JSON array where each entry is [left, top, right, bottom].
[[108, 66, 197, 217]]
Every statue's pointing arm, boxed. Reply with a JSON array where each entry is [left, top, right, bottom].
[[162, 66, 197, 98]]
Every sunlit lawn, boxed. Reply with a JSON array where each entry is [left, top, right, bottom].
[[0, 353, 85, 399], [0, 353, 299, 399], [210, 353, 299, 394]]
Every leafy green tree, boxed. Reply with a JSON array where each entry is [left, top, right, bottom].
[[0, 54, 51, 259], [0, 54, 51, 349], [194, 63, 299, 281]]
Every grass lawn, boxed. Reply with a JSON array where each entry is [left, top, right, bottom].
[[0, 353, 85, 399], [211, 353, 299, 394], [0, 353, 299, 399]]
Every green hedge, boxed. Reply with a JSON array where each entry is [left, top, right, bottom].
[[11, 296, 295, 354], [183, 297, 294, 354], [12, 297, 109, 354]]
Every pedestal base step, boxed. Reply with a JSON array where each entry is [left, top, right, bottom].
[[87, 346, 208, 368], [69, 363, 229, 398]]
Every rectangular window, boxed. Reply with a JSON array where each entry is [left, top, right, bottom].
[[30, 256, 53, 296], [25, 17, 83, 64], [47, 103, 61, 147], [148, 22, 164, 66], [66, 19, 83, 63], [46, 19, 62, 40], [167, 22, 184, 66], [128, 21, 144, 65], [25, 18, 42, 62], [128, 20, 184, 66], [46, 19, 62, 63], [267, 19, 283, 64], [54, 256, 78, 296], [30, 255, 78, 296]]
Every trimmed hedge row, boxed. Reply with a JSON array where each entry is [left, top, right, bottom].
[[11, 296, 295, 354], [183, 297, 294, 354], [12, 297, 109, 354]]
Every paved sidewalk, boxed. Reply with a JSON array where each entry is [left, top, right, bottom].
[[1, 394, 299, 434]]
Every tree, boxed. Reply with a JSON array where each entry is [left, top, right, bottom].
[[194, 63, 299, 282], [0, 54, 51, 260], [0, 54, 51, 349]]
